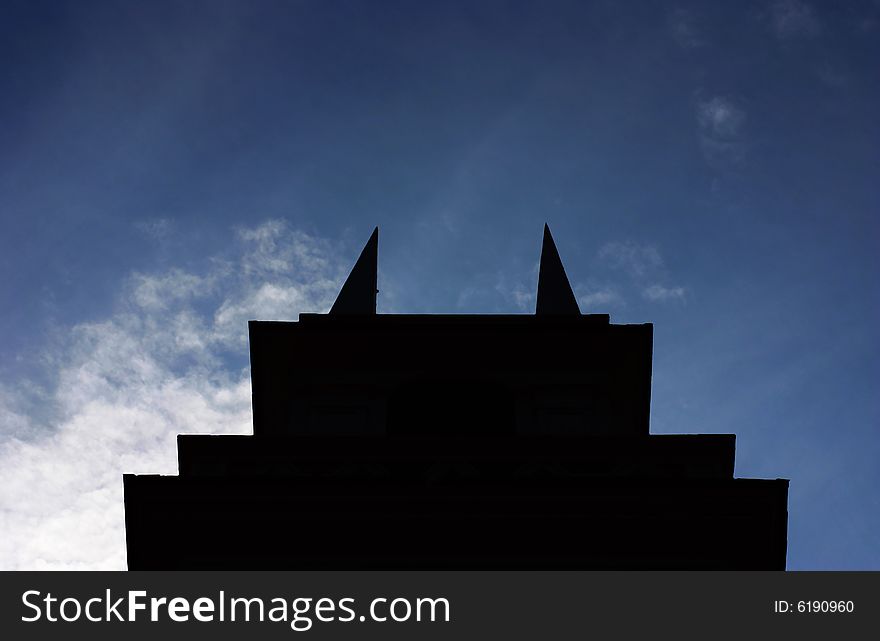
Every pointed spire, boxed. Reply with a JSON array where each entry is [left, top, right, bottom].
[[536, 223, 580, 315], [330, 227, 378, 315]]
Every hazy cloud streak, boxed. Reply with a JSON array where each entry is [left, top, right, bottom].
[[769, 0, 821, 39], [696, 95, 747, 167], [0, 221, 346, 569]]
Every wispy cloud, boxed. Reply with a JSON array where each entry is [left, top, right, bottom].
[[696, 95, 747, 167], [576, 287, 624, 310], [769, 0, 821, 39], [642, 284, 687, 302], [134, 218, 175, 241], [668, 8, 706, 49], [131, 269, 216, 311], [598, 241, 663, 279], [596, 241, 687, 305], [697, 97, 746, 138], [0, 221, 347, 569], [816, 61, 849, 89], [508, 283, 534, 312]]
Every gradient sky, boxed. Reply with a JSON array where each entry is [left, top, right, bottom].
[[0, 0, 877, 569]]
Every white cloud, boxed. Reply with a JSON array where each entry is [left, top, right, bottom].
[[642, 284, 687, 302], [596, 242, 687, 306], [509, 284, 534, 312], [697, 96, 746, 139], [668, 8, 705, 49], [770, 0, 821, 39], [598, 241, 664, 279], [134, 218, 174, 241], [0, 386, 33, 441], [0, 221, 347, 569], [237, 221, 337, 280], [493, 264, 540, 313], [131, 269, 214, 311], [696, 96, 747, 167], [576, 287, 624, 310], [212, 282, 305, 348]]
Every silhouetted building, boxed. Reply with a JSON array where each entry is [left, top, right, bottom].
[[124, 225, 788, 569]]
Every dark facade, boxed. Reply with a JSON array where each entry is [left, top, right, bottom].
[[124, 226, 788, 569]]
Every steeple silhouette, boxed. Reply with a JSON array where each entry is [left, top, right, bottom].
[[536, 223, 580, 315], [330, 227, 378, 315], [124, 225, 789, 570]]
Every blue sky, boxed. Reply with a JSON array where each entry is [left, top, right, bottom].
[[0, 0, 877, 569]]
